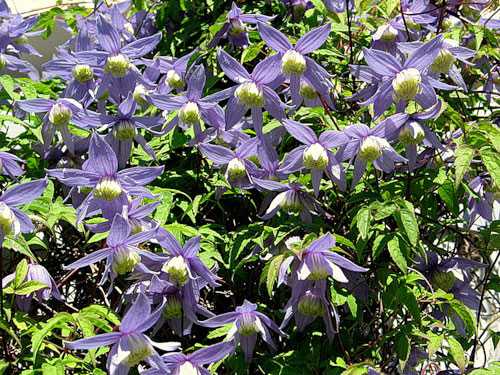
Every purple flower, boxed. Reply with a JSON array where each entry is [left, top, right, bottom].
[[0, 178, 47, 244], [87, 198, 160, 234], [253, 177, 321, 223], [398, 39, 475, 91], [281, 280, 338, 341], [100, 94, 165, 167], [374, 102, 444, 170], [0, 151, 24, 178], [337, 123, 406, 187], [47, 133, 163, 222], [143, 341, 235, 375], [352, 36, 444, 117], [216, 49, 285, 149], [281, 119, 347, 195], [16, 98, 99, 156], [65, 293, 180, 374], [154, 230, 221, 288], [199, 300, 284, 362], [257, 22, 332, 107], [78, 15, 161, 103], [210, 2, 275, 48], [199, 137, 259, 188], [283, 233, 368, 283], [323, 0, 354, 13], [2, 262, 62, 311], [143, 275, 214, 337], [64, 214, 159, 283], [466, 175, 497, 225], [149, 64, 225, 142]]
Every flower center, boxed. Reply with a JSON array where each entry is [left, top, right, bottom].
[[229, 19, 246, 35], [374, 24, 398, 42], [179, 361, 199, 375], [72, 64, 94, 83], [392, 68, 421, 102], [164, 295, 183, 319], [399, 121, 425, 145], [237, 313, 258, 336], [303, 143, 328, 170], [431, 271, 456, 292], [298, 292, 324, 317], [48, 103, 72, 127], [133, 84, 148, 105], [112, 248, 141, 275], [299, 82, 317, 100], [281, 50, 307, 75], [359, 136, 387, 161], [227, 158, 247, 180], [104, 54, 130, 78], [430, 49, 456, 74], [280, 191, 302, 212], [124, 335, 154, 366], [0, 202, 16, 236], [162, 256, 189, 286], [94, 178, 122, 201], [114, 120, 137, 141], [234, 82, 264, 107], [166, 69, 184, 89], [179, 102, 201, 125]]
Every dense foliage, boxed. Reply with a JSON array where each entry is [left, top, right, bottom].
[[0, 0, 499, 374]]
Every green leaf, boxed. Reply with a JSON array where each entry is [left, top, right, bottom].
[[438, 180, 459, 215], [449, 300, 476, 337], [266, 254, 285, 297], [0, 317, 21, 346], [481, 148, 500, 188], [448, 336, 466, 373], [395, 200, 419, 246], [428, 333, 443, 358], [454, 144, 474, 188], [14, 280, 48, 295], [395, 333, 410, 370], [0, 75, 18, 99], [32, 313, 74, 363], [346, 295, 358, 318], [387, 236, 408, 273], [355, 207, 371, 240], [14, 259, 29, 288], [241, 41, 264, 63], [206, 323, 232, 339]]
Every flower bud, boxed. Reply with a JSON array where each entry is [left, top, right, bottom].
[[0, 54, 7, 71], [359, 136, 388, 161], [104, 54, 130, 78], [299, 82, 317, 100], [280, 192, 302, 213], [234, 82, 264, 107], [298, 291, 324, 317], [303, 143, 329, 170], [124, 334, 154, 366], [227, 158, 247, 180], [166, 69, 184, 89], [72, 64, 94, 83], [399, 121, 425, 145], [392, 68, 421, 102], [112, 248, 141, 275], [431, 271, 456, 292], [374, 24, 398, 42], [237, 313, 258, 336], [430, 49, 456, 74], [114, 120, 136, 141], [48, 103, 72, 127], [94, 178, 122, 201], [179, 102, 201, 125], [162, 256, 189, 286], [164, 295, 183, 319], [0, 202, 17, 236], [281, 50, 307, 75]]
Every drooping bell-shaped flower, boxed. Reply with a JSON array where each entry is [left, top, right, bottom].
[[65, 294, 180, 374], [199, 300, 285, 362]]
